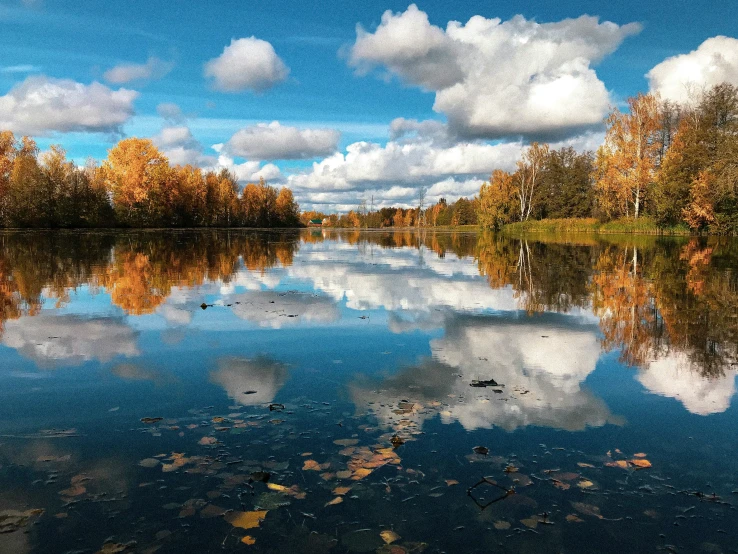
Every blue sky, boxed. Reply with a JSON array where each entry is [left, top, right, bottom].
[[1, 0, 736, 211]]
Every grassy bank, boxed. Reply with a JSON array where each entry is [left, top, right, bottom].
[[501, 217, 693, 236]]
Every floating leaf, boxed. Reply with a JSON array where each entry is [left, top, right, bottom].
[[380, 530, 401, 544], [633, 452, 648, 458], [138, 458, 160, 468], [566, 514, 584, 523], [629, 459, 652, 469], [198, 436, 217, 446], [572, 502, 604, 519], [333, 486, 351, 496], [140, 417, 163, 424], [224, 510, 268, 530], [473, 446, 489, 455], [577, 479, 595, 489], [445, 479, 459, 487], [605, 460, 629, 469], [493, 521, 511, 530], [520, 517, 538, 529], [303, 459, 321, 471], [334, 439, 359, 447], [0, 509, 44, 534], [241, 536, 256, 545], [325, 497, 343, 507]]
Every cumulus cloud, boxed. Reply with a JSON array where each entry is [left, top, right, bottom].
[[103, 56, 174, 84], [213, 146, 284, 183], [350, 314, 618, 432], [205, 37, 289, 92], [229, 291, 340, 328], [286, 135, 523, 209], [1, 314, 139, 368], [227, 121, 340, 161], [0, 75, 137, 135], [647, 36, 738, 104], [151, 124, 216, 167], [156, 102, 186, 123], [350, 5, 640, 139], [210, 356, 289, 406], [638, 352, 738, 415]]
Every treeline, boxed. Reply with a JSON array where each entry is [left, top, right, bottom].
[[479, 82, 738, 233], [0, 134, 300, 228], [301, 196, 480, 229]]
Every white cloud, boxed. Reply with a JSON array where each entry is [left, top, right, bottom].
[[103, 56, 173, 84], [350, 315, 617, 432], [227, 121, 340, 160], [0, 64, 41, 74], [350, 5, 640, 139], [0, 75, 137, 135], [2, 314, 139, 368], [286, 135, 523, 210], [647, 36, 738, 104], [214, 149, 284, 183], [638, 351, 738, 415], [205, 37, 289, 92], [229, 291, 340, 328], [151, 124, 216, 167], [210, 357, 289, 406], [156, 102, 185, 123]]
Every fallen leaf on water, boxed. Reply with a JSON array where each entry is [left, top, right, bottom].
[[336, 470, 353, 479], [334, 439, 359, 447], [629, 459, 652, 469], [303, 459, 321, 471], [577, 479, 595, 489], [241, 536, 256, 545], [140, 417, 163, 424], [633, 452, 648, 458], [333, 486, 351, 496], [380, 530, 401, 544], [200, 505, 227, 519], [566, 514, 583, 523], [605, 460, 629, 469], [198, 436, 217, 446], [520, 517, 538, 529], [267, 483, 289, 493], [552, 479, 570, 490], [577, 462, 595, 468], [473, 446, 489, 455], [445, 479, 459, 487], [138, 458, 160, 468], [352, 468, 372, 480], [96, 542, 137, 554], [59, 485, 86, 497], [390, 435, 404, 448], [0, 509, 44, 534], [493, 521, 510, 530], [571, 502, 604, 519], [325, 497, 343, 507], [224, 510, 268, 530]]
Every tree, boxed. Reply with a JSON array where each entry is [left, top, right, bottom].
[[478, 170, 517, 229], [516, 142, 549, 221], [102, 138, 169, 227], [595, 93, 661, 219], [275, 187, 299, 226]]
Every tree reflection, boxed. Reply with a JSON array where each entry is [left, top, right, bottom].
[[476, 233, 738, 378]]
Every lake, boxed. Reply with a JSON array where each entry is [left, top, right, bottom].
[[0, 229, 737, 554]]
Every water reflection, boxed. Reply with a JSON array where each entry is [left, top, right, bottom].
[[1, 229, 738, 554], [0, 230, 736, 411]]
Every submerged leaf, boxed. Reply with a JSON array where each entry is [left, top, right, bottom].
[[224, 510, 268, 530], [380, 530, 401, 544]]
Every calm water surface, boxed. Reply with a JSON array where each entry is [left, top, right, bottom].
[[0, 229, 737, 553]]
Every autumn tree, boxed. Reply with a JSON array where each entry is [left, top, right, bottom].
[[275, 187, 300, 226], [478, 170, 517, 229], [516, 142, 549, 221], [595, 93, 661, 219]]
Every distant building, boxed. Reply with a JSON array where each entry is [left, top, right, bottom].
[[308, 218, 324, 227]]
